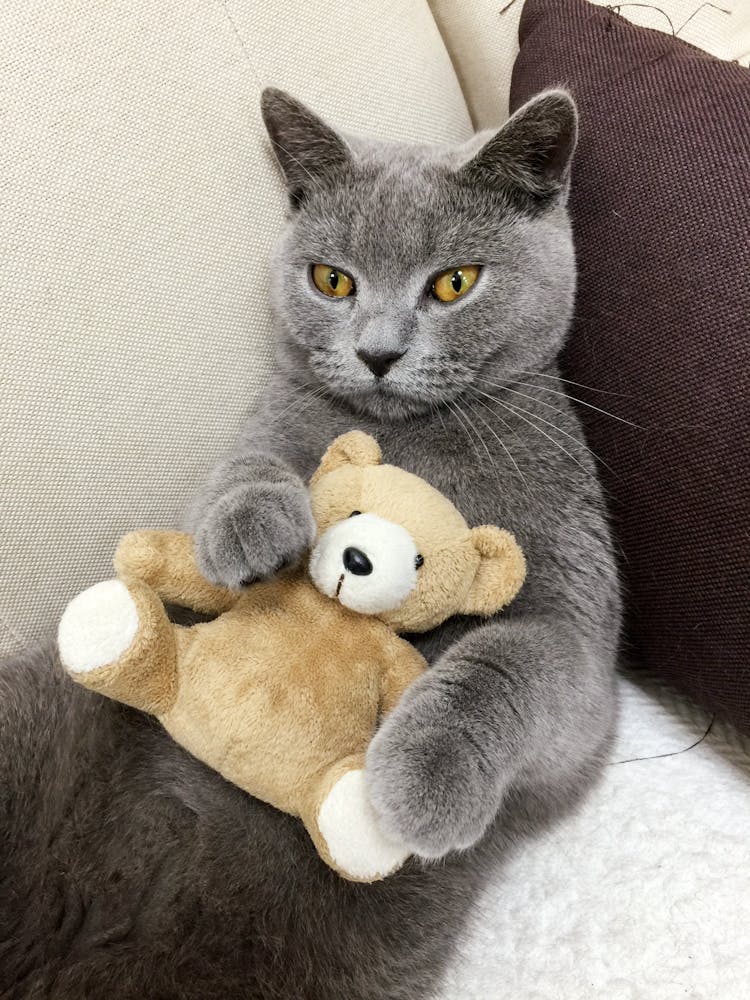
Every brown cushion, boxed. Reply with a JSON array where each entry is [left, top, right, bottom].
[[511, 0, 750, 731]]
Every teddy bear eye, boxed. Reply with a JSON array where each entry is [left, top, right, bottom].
[[349, 510, 362, 518], [415, 554, 424, 569]]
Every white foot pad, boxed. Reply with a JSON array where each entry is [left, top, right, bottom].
[[58, 579, 139, 674], [317, 769, 410, 881]]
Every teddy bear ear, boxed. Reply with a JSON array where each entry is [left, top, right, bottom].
[[310, 431, 383, 485], [459, 526, 527, 617]]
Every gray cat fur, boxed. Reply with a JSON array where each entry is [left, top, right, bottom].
[[0, 89, 620, 998]]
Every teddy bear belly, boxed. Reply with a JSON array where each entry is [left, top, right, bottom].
[[160, 611, 383, 815]]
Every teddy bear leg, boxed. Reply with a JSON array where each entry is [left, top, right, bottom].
[[302, 756, 411, 883], [58, 575, 178, 715]]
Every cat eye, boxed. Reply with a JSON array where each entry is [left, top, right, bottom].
[[311, 263, 355, 298], [349, 510, 362, 517], [431, 265, 481, 303], [415, 554, 424, 569]]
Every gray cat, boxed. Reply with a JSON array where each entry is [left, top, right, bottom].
[[0, 90, 620, 999]]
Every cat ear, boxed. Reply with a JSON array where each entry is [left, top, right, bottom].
[[459, 526, 527, 617], [310, 432, 382, 485], [261, 88, 352, 209], [459, 90, 577, 210]]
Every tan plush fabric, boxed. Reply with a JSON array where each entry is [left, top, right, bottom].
[[429, 0, 750, 128], [59, 433, 526, 881], [0, 1, 472, 658]]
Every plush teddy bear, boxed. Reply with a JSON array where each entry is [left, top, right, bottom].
[[58, 432, 526, 882]]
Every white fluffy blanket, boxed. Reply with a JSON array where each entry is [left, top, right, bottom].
[[439, 673, 750, 999]]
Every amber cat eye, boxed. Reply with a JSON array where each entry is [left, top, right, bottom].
[[311, 263, 355, 298], [431, 265, 481, 303]]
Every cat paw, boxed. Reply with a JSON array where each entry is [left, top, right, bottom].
[[317, 769, 410, 882], [366, 673, 505, 858], [58, 579, 140, 673], [194, 480, 316, 590]]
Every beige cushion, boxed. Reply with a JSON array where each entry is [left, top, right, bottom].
[[0, 1, 472, 657], [430, 0, 750, 127]]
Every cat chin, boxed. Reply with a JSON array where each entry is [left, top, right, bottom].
[[329, 381, 449, 422]]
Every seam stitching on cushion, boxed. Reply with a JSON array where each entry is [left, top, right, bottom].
[[214, 0, 266, 92]]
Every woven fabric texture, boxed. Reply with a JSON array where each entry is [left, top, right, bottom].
[[0, 1, 472, 657], [511, 0, 750, 731], [430, 0, 750, 128]]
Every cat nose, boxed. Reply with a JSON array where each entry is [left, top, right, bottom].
[[356, 348, 406, 378], [343, 547, 373, 576]]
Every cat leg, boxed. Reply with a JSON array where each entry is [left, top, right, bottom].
[[301, 754, 411, 883], [367, 618, 617, 858], [58, 576, 178, 715]]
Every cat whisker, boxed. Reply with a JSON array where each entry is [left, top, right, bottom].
[[281, 378, 319, 403], [434, 400, 449, 436], [471, 387, 601, 480], [454, 400, 503, 485], [476, 361, 635, 399], [511, 382, 641, 428], [501, 369, 632, 398], [477, 376, 642, 432], [446, 400, 486, 470], [276, 383, 320, 418], [478, 379, 596, 429], [495, 390, 618, 479], [278, 384, 329, 423], [465, 395, 531, 493]]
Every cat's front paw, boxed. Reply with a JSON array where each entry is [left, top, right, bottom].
[[365, 673, 507, 858], [194, 480, 316, 589]]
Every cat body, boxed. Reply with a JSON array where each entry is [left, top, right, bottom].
[[0, 90, 621, 998]]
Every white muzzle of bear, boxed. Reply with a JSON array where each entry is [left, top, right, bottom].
[[309, 512, 419, 615]]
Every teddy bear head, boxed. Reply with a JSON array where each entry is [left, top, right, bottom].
[[308, 431, 526, 633]]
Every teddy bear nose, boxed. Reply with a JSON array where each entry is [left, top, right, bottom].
[[343, 547, 373, 576]]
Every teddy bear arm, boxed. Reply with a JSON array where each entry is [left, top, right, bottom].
[[378, 635, 428, 717], [114, 531, 240, 615]]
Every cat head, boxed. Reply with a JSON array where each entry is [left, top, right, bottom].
[[261, 88, 577, 421]]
